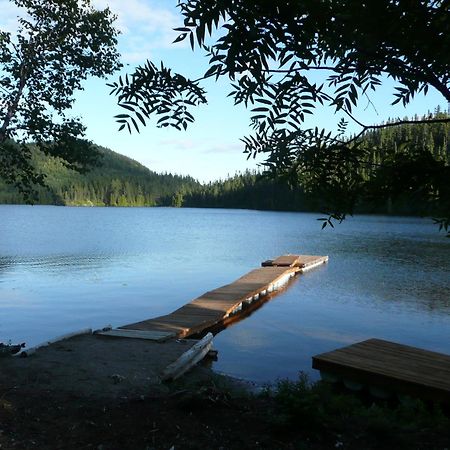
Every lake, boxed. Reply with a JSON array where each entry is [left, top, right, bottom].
[[1, 205, 449, 383]]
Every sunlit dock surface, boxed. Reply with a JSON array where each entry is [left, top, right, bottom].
[[313, 339, 450, 403], [6, 254, 328, 392], [107, 254, 328, 340]]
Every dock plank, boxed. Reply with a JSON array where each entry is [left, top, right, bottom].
[[262, 255, 328, 271], [120, 255, 327, 338], [312, 339, 450, 402], [97, 328, 176, 342], [268, 255, 300, 267], [297, 255, 328, 270]]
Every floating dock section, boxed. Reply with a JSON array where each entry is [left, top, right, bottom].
[[12, 254, 328, 388], [99, 254, 328, 341], [313, 339, 450, 403]]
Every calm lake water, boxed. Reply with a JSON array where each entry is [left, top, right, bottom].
[[1, 205, 449, 383]]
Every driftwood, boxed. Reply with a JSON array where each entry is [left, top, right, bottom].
[[161, 333, 214, 381], [0, 342, 25, 357]]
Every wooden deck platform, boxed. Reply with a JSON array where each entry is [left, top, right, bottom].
[[99, 254, 328, 340], [13, 254, 329, 390], [312, 339, 450, 402], [262, 254, 328, 271]]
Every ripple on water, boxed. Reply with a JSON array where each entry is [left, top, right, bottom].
[[0, 205, 449, 382]]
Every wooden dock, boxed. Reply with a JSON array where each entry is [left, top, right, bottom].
[[99, 254, 328, 341], [13, 254, 328, 386], [312, 339, 450, 402]]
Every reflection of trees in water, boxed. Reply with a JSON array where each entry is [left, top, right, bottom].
[[367, 240, 450, 312], [306, 234, 450, 314], [0, 257, 16, 280], [0, 254, 116, 275]]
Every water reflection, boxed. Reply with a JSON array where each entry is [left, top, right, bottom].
[[0, 205, 449, 382], [0, 254, 113, 271]]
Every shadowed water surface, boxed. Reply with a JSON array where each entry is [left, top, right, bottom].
[[0, 205, 449, 382]]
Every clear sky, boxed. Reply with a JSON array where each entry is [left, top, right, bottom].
[[1, 0, 447, 182]]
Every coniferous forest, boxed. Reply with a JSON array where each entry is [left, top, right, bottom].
[[177, 110, 449, 216], [0, 145, 200, 206], [0, 111, 448, 216]]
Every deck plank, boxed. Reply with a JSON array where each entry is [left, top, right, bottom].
[[97, 328, 176, 342], [297, 255, 329, 270], [119, 255, 326, 338], [263, 254, 328, 270], [312, 339, 450, 402], [269, 255, 300, 267]]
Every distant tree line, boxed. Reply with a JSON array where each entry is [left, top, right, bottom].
[[166, 170, 316, 211], [173, 110, 449, 217], [357, 109, 449, 217], [1, 111, 448, 217], [109, 0, 450, 234], [0, 145, 199, 206]]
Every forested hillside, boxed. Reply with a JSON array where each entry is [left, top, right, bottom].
[[177, 110, 449, 215], [0, 145, 199, 206], [2, 111, 448, 213], [173, 171, 316, 211]]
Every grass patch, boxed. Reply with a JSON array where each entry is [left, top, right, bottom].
[[263, 372, 450, 449]]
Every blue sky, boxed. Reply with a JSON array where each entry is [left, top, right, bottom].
[[1, 0, 447, 182]]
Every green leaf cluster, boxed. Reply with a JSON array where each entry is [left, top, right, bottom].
[[171, 111, 450, 232], [0, 0, 121, 198], [109, 0, 449, 233]]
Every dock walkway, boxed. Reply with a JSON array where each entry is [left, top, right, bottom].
[[100, 254, 328, 340], [313, 339, 450, 402], [5, 254, 328, 393]]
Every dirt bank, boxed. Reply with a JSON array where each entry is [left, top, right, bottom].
[[1, 334, 449, 449]]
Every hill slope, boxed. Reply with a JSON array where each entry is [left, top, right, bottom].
[[178, 111, 449, 216], [0, 145, 200, 206]]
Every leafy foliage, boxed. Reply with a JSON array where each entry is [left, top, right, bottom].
[[108, 61, 207, 133], [359, 109, 450, 233], [109, 0, 450, 234], [264, 373, 450, 448], [0, 0, 121, 199], [169, 112, 450, 233]]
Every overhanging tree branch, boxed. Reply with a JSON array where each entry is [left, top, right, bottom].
[[0, 0, 121, 200], [109, 0, 449, 235]]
